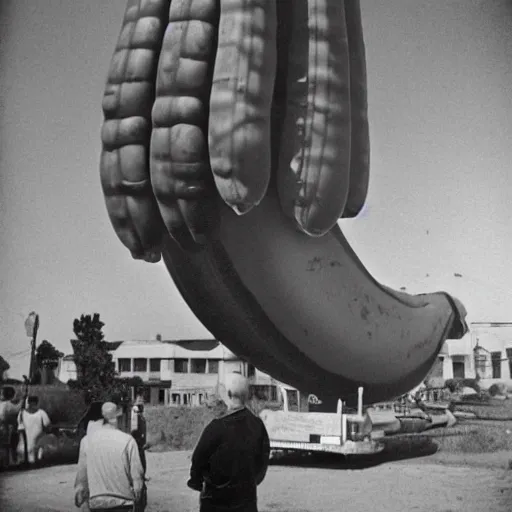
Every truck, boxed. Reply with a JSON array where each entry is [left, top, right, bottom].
[[259, 386, 385, 457]]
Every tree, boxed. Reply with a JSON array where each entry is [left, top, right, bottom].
[[70, 313, 139, 404], [70, 313, 118, 403], [36, 340, 64, 368], [33, 340, 64, 384], [0, 355, 10, 382]]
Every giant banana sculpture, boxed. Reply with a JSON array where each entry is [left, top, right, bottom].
[[100, 0, 468, 406]]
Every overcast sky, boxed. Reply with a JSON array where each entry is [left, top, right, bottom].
[[2, 0, 512, 378]]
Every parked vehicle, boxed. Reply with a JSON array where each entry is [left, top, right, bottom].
[[259, 386, 385, 458]]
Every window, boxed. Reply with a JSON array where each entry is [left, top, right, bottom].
[[286, 389, 299, 411], [191, 359, 206, 374], [270, 385, 277, 401], [183, 394, 188, 405], [452, 361, 465, 379], [199, 393, 204, 404], [118, 358, 131, 372], [207, 360, 219, 374], [171, 393, 181, 405], [134, 358, 148, 372], [158, 388, 166, 405], [492, 351, 502, 379], [507, 348, 512, 379], [174, 359, 188, 373], [247, 364, 256, 377], [150, 358, 161, 372]]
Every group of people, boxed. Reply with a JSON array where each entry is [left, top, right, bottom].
[[0, 386, 51, 468], [74, 372, 271, 512]]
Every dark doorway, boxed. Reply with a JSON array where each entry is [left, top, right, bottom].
[[452, 361, 465, 379]]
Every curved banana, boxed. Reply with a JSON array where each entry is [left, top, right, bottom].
[[161, 192, 467, 405], [100, 1, 469, 406], [100, 0, 170, 262]]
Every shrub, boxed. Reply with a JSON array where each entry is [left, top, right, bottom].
[[145, 403, 227, 451], [445, 378, 480, 394], [8, 384, 87, 425], [488, 383, 508, 397]]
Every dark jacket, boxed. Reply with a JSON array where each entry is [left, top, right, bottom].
[[187, 407, 270, 509]]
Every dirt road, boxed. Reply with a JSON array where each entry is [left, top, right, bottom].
[[1, 450, 512, 512]]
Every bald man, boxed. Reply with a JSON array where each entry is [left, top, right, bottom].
[[187, 373, 270, 512]]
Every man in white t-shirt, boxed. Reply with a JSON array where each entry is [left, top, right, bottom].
[[16, 395, 51, 465]]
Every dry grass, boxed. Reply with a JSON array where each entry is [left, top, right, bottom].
[[144, 396, 512, 460], [454, 397, 512, 420], [145, 397, 282, 451], [145, 402, 227, 451], [427, 420, 512, 454]]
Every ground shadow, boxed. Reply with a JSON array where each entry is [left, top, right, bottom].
[[269, 435, 439, 470]]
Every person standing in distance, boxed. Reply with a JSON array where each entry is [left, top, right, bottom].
[[0, 386, 22, 467], [187, 372, 271, 512], [74, 402, 145, 512], [16, 395, 51, 466], [130, 395, 148, 474], [130, 396, 148, 512]]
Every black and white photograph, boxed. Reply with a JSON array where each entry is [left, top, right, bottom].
[[1, 1, 512, 511]]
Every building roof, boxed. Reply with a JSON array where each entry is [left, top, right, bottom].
[[114, 340, 166, 348], [62, 340, 123, 361], [105, 341, 123, 351], [167, 339, 220, 351], [115, 338, 221, 350], [64, 339, 226, 360]]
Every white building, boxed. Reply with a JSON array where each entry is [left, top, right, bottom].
[[470, 322, 512, 386], [431, 334, 475, 382], [425, 323, 512, 388], [57, 354, 77, 382], [58, 338, 284, 407]]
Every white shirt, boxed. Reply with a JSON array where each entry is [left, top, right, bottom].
[[75, 423, 144, 509], [17, 408, 51, 463]]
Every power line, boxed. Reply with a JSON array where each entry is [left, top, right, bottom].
[[2, 348, 31, 360]]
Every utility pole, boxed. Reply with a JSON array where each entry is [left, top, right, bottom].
[[25, 311, 39, 383], [19, 311, 39, 466]]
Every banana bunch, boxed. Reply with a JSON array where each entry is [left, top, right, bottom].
[[99, 0, 468, 405]]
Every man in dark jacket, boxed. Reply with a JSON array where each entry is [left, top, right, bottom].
[[130, 397, 147, 473], [187, 373, 270, 512]]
